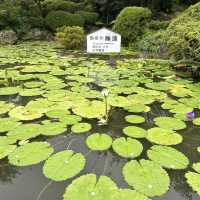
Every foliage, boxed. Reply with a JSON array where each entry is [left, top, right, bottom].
[[123, 159, 170, 197], [113, 7, 152, 45], [77, 11, 98, 25], [165, 2, 200, 62], [56, 26, 85, 49], [43, 150, 86, 181], [45, 11, 84, 31]]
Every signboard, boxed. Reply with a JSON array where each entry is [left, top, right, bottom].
[[87, 28, 121, 53]]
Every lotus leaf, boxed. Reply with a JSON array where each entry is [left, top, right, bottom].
[[8, 142, 54, 166], [154, 117, 186, 130], [123, 126, 147, 138], [86, 133, 112, 151], [147, 127, 182, 145], [125, 115, 145, 124], [43, 150, 85, 181], [147, 145, 189, 169], [185, 172, 200, 196], [7, 124, 41, 140], [125, 104, 150, 113], [112, 137, 143, 158], [108, 96, 131, 108], [0, 101, 15, 115], [170, 86, 192, 98], [40, 123, 67, 136], [145, 82, 171, 91], [9, 106, 43, 121], [123, 159, 170, 197], [170, 104, 193, 114], [63, 174, 118, 200], [24, 81, 44, 88], [0, 145, 16, 159], [193, 118, 200, 126]]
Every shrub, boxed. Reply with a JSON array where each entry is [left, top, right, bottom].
[[45, 11, 85, 31], [43, 0, 79, 13], [77, 11, 98, 25], [136, 30, 167, 58], [55, 26, 85, 49], [113, 7, 152, 45], [149, 20, 170, 30], [166, 2, 200, 62]]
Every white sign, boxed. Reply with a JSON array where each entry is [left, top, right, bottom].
[[87, 28, 121, 53]]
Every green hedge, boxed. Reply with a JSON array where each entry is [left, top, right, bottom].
[[45, 10, 85, 31], [77, 11, 98, 25], [166, 2, 200, 62], [113, 7, 152, 45]]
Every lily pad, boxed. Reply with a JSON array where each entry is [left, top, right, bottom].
[[46, 109, 70, 119], [193, 163, 200, 174], [8, 142, 54, 166], [123, 126, 147, 138], [71, 123, 92, 134], [40, 123, 67, 136], [112, 137, 143, 158], [115, 189, 151, 200], [125, 115, 145, 124], [0, 87, 21, 96], [147, 127, 182, 146], [193, 118, 200, 126], [7, 124, 41, 140], [63, 174, 118, 200], [60, 115, 82, 125], [43, 150, 86, 181], [185, 172, 200, 196], [9, 106, 43, 121], [123, 159, 170, 197], [0, 144, 16, 159], [147, 145, 189, 169], [154, 117, 186, 130], [0, 118, 21, 133], [86, 133, 112, 151]]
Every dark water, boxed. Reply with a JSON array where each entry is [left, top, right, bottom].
[[0, 103, 199, 200]]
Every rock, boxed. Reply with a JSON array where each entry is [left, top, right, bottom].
[[22, 28, 53, 41], [0, 30, 18, 45]]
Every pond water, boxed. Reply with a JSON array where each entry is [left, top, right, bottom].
[[0, 42, 199, 200]]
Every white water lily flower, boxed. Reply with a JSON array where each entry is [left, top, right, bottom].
[[101, 89, 109, 97]]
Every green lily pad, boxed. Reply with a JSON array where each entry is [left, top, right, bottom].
[[0, 87, 21, 96], [9, 106, 43, 121], [198, 147, 200, 153], [40, 123, 67, 136], [0, 144, 16, 159], [147, 127, 182, 146], [125, 104, 150, 113], [125, 115, 145, 124], [193, 163, 200, 174], [115, 189, 151, 200], [63, 174, 118, 200], [193, 118, 200, 126], [60, 115, 82, 125], [147, 145, 189, 169], [7, 124, 41, 140], [24, 81, 44, 88], [0, 118, 21, 133], [112, 137, 143, 158], [0, 101, 15, 115], [0, 136, 16, 145], [8, 142, 54, 166], [71, 123, 92, 134], [123, 126, 147, 138], [154, 117, 186, 130], [86, 133, 112, 151], [46, 109, 70, 119], [123, 159, 170, 197], [43, 150, 86, 181], [19, 89, 44, 97], [185, 172, 200, 196]]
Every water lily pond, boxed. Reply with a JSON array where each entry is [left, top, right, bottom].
[[0, 42, 199, 200]]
